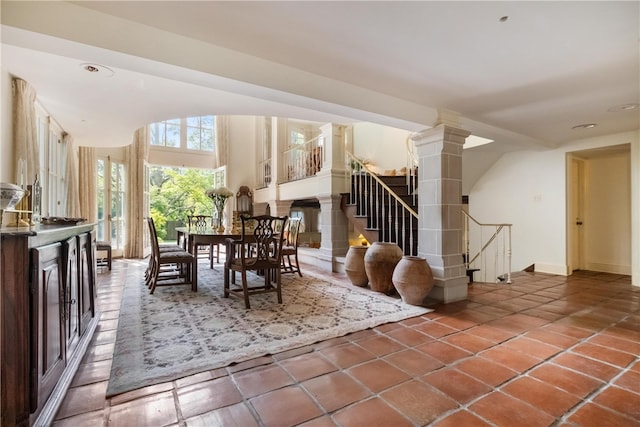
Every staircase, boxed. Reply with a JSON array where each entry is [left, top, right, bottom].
[[341, 153, 513, 284], [340, 172, 418, 256]]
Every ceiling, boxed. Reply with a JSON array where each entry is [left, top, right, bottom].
[[1, 1, 638, 149]]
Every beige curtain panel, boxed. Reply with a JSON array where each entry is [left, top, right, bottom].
[[215, 115, 230, 168], [64, 134, 82, 218], [12, 78, 39, 185], [78, 146, 97, 223], [125, 127, 150, 258]]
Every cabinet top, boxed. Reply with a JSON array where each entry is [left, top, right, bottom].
[[1, 223, 96, 247]]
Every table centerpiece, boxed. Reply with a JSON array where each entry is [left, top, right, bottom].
[[205, 186, 233, 233]]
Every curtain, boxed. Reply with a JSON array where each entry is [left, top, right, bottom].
[[125, 127, 149, 258], [215, 115, 230, 168], [64, 134, 82, 218], [12, 78, 39, 186], [78, 146, 97, 222]]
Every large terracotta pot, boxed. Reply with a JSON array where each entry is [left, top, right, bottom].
[[345, 246, 369, 286], [392, 256, 435, 305], [364, 242, 403, 294]]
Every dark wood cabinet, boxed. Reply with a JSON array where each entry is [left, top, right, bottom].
[[63, 237, 81, 361], [78, 231, 96, 333], [1, 233, 32, 427], [1, 224, 98, 427], [31, 242, 66, 412]]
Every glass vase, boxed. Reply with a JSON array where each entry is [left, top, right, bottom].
[[214, 205, 225, 233]]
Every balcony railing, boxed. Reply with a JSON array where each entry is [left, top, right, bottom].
[[284, 135, 324, 182]]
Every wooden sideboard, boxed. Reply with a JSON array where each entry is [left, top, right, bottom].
[[1, 223, 99, 426]]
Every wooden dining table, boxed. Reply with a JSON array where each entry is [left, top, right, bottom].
[[175, 226, 240, 290]]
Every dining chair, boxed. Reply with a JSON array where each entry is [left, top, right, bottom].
[[144, 218, 185, 288], [281, 217, 303, 277], [224, 214, 288, 309], [187, 214, 221, 268], [147, 217, 195, 294]]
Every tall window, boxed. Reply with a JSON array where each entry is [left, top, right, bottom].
[[186, 116, 214, 151], [97, 157, 126, 254], [97, 159, 106, 240], [149, 115, 215, 152], [259, 117, 272, 188], [35, 104, 66, 217], [149, 118, 180, 148], [111, 162, 126, 250], [290, 129, 305, 146]]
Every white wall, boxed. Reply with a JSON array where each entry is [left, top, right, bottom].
[[470, 148, 568, 274], [227, 116, 257, 193], [352, 123, 411, 172], [461, 150, 503, 195], [469, 131, 638, 276]]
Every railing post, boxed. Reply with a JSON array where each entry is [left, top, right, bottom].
[[507, 225, 512, 283]]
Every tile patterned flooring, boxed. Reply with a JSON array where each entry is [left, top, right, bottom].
[[52, 260, 639, 426]]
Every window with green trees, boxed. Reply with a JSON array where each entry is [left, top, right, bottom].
[[149, 166, 223, 241]]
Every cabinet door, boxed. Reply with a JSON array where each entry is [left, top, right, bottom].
[[78, 232, 96, 333], [31, 242, 66, 410], [1, 235, 31, 425], [63, 236, 80, 357]]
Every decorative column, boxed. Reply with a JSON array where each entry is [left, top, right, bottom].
[[413, 124, 470, 303], [317, 194, 350, 272], [268, 200, 293, 218], [315, 123, 350, 272]]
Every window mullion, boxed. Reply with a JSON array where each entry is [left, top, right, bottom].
[[181, 118, 187, 149]]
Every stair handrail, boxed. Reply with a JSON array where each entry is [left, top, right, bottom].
[[462, 210, 512, 283], [347, 151, 418, 218]]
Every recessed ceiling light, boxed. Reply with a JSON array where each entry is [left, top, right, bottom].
[[79, 63, 114, 77], [572, 123, 597, 130], [608, 103, 639, 112], [499, 16, 509, 22]]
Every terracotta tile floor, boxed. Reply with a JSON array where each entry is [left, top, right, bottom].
[[53, 261, 639, 426]]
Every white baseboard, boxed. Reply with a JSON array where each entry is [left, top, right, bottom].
[[586, 262, 631, 275], [535, 263, 570, 275]]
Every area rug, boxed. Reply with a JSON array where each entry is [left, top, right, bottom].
[[106, 260, 431, 397]]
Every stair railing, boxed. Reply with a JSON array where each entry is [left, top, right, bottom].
[[346, 151, 419, 255], [463, 210, 512, 283]]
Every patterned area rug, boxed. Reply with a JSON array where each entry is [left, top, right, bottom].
[[106, 260, 431, 397]]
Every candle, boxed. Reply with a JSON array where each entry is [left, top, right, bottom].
[[19, 159, 25, 189]]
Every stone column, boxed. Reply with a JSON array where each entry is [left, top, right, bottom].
[[314, 123, 350, 272], [252, 202, 269, 216], [268, 200, 293, 218], [413, 124, 469, 303], [317, 194, 350, 273]]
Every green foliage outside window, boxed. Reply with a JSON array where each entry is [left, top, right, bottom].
[[149, 167, 214, 240]]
